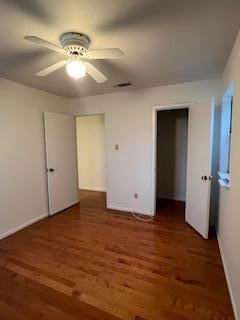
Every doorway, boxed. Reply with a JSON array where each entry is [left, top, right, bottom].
[[155, 108, 189, 216], [76, 114, 107, 207]]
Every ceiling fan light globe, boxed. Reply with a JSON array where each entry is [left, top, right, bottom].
[[66, 60, 86, 79]]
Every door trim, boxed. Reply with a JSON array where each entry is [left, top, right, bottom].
[[151, 102, 196, 215]]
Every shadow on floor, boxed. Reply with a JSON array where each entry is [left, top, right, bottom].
[[156, 198, 185, 216]]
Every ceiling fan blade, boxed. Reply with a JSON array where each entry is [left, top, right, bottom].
[[36, 60, 68, 77], [86, 48, 124, 60], [84, 62, 107, 83], [24, 36, 66, 55]]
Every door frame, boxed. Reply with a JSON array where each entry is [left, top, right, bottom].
[[151, 102, 195, 215], [75, 113, 108, 203]]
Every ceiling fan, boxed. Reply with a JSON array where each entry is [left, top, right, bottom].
[[24, 32, 125, 83]]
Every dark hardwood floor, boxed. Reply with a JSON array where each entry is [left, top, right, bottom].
[[0, 190, 234, 320]]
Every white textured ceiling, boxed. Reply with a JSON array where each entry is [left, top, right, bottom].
[[0, 0, 239, 98]]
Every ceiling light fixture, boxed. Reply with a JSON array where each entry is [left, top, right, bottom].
[[24, 32, 125, 83], [66, 59, 86, 79]]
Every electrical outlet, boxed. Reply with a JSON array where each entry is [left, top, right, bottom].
[[115, 144, 119, 150], [134, 193, 138, 199]]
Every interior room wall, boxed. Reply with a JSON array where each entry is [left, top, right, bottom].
[[0, 78, 69, 239], [76, 115, 106, 192], [68, 79, 220, 215], [217, 30, 240, 319], [156, 109, 188, 201]]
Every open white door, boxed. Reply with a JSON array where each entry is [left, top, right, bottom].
[[185, 99, 214, 239], [44, 112, 79, 215]]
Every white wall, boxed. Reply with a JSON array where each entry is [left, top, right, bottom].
[[76, 115, 106, 192], [0, 78, 68, 239], [217, 31, 240, 319], [157, 109, 188, 201], [69, 79, 219, 215]]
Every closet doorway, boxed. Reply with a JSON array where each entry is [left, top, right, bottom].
[[156, 108, 189, 216], [152, 100, 215, 239]]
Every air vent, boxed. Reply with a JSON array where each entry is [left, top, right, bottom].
[[113, 82, 132, 88]]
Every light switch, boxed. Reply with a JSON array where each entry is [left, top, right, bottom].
[[115, 144, 119, 150]]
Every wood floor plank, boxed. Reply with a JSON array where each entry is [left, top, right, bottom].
[[0, 191, 234, 320]]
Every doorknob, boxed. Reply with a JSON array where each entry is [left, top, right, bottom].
[[201, 175, 208, 181], [48, 168, 54, 172]]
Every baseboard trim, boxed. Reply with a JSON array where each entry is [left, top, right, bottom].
[[107, 205, 153, 216], [80, 186, 106, 192], [217, 234, 238, 320], [0, 213, 49, 240]]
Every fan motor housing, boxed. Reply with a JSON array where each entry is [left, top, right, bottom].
[[60, 32, 90, 55]]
